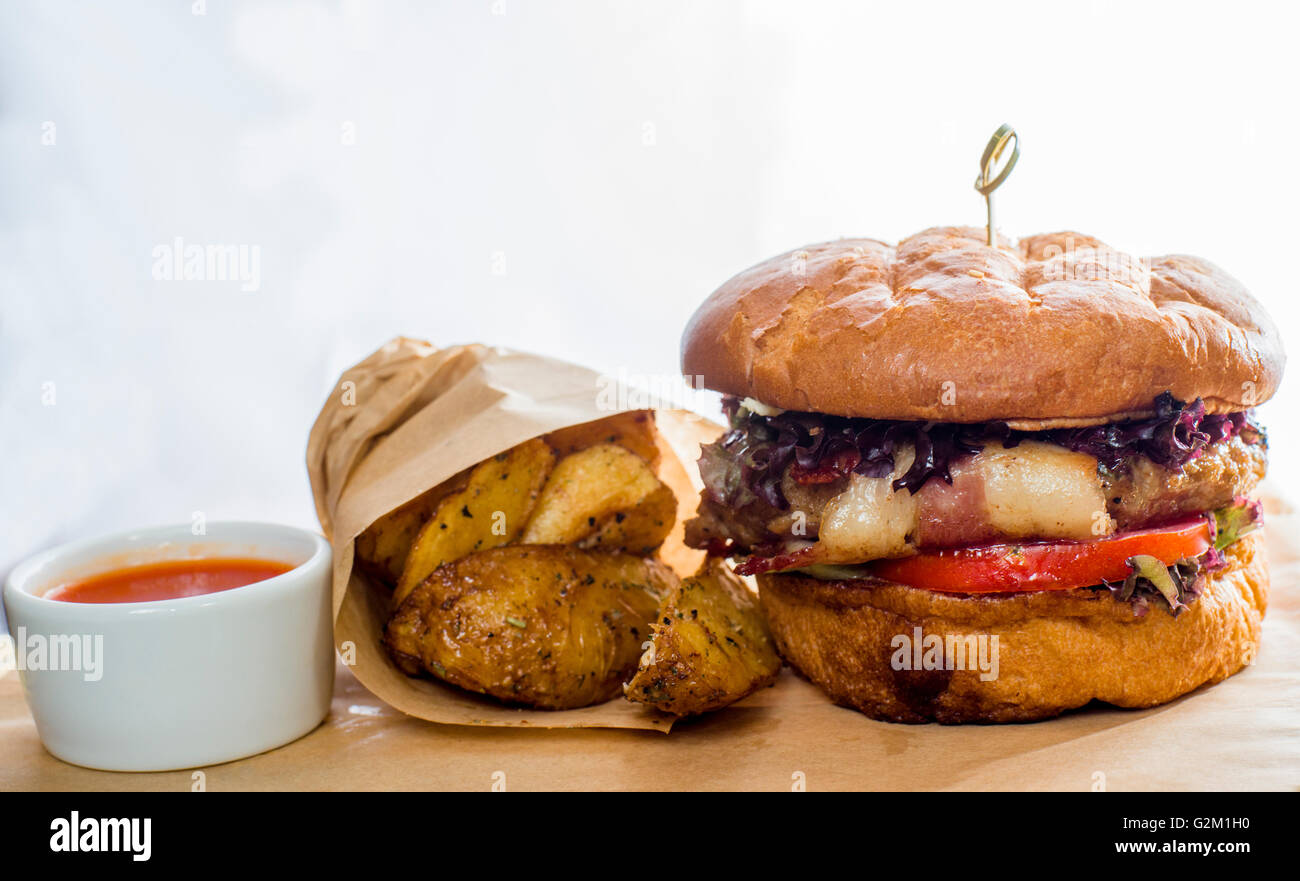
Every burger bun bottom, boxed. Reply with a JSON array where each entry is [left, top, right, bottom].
[[758, 532, 1267, 723]]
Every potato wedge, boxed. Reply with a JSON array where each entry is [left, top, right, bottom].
[[543, 410, 660, 468], [354, 484, 453, 587], [625, 559, 781, 716], [521, 443, 676, 553], [385, 546, 678, 709], [582, 483, 678, 555], [393, 438, 555, 606]]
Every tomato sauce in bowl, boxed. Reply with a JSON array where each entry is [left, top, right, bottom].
[[45, 558, 293, 604], [4, 521, 332, 770]]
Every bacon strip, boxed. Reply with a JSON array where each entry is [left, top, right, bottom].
[[733, 546, 820, 576], [913, 458, 997, 548]]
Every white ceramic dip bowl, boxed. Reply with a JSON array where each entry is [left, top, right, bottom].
[[3, 521, 333, 772]]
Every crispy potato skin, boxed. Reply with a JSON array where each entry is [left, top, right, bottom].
[[393, 439, 555, 605], [385, 546, 677, 709], [543, 410, 661, 469], [354, 486, 447, 587], [522, 443, 675, 553], [759, 532, 1267, 723], [626, 560, 781, 715], [582, 484, 677, 555]]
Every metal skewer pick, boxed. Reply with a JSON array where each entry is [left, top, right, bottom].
[[974, 124, 1020, 246]]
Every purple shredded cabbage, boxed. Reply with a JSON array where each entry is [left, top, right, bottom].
[[1039, 392, 1253, 472], [705, 393, 1261, 510]]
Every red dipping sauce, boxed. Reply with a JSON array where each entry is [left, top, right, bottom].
[[46, 558, 293, 604]]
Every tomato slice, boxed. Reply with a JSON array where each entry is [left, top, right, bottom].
[[869, 516, 1212, 593]]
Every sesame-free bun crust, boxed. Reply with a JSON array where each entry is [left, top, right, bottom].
[[758, 531, 1267, 723], [682, 227, 1284, 425]]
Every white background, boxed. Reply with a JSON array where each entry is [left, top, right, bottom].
[[3, 0, 1297, 577]]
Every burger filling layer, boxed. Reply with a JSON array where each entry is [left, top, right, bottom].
[[685, 394, 1266, 616]]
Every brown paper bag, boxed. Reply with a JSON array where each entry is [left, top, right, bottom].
[[306, 339, 722, 731]]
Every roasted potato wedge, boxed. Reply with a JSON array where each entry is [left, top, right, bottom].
[[543, 409, 660, 468], [521, 443, 676, 553], [625, 559, 781, 716], [393, 438, 555, 606], [354, 485, 452, 586], [385, 546, 678, 709], [583, 484, 678, 554]]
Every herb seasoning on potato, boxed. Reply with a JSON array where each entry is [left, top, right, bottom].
[[625, 559, 780, 716]]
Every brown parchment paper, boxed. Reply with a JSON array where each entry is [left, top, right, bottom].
[[305, 339, 720, 732]]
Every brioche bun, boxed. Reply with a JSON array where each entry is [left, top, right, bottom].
[[757, 532, 1267, 723], [682, 227, 1284, 427]]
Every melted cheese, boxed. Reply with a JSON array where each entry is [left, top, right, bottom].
[[808, 441, 1110, 565], [817, 447, 917, 561], [978, 441, 1113, 540]]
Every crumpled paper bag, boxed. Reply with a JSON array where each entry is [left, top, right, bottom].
[[307, 338, 720, 731]]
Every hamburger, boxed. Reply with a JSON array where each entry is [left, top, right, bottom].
[[681, 226, 1284, 723]]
